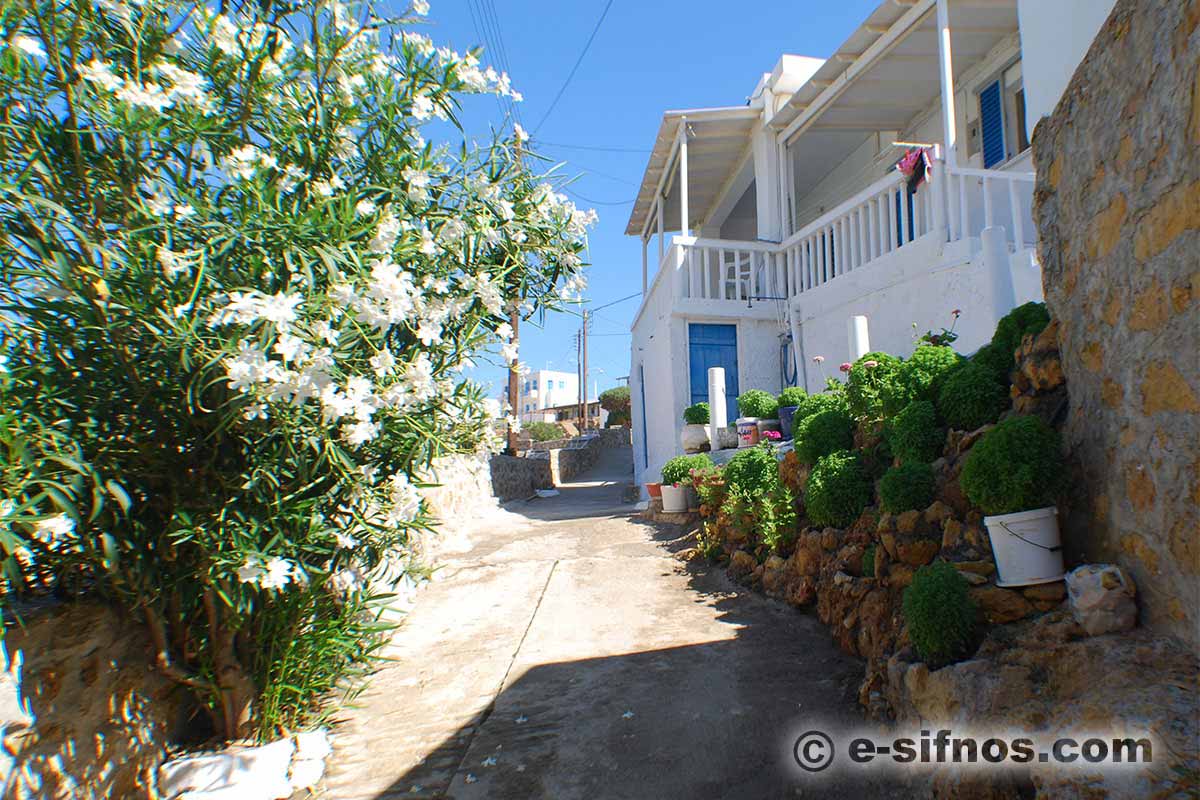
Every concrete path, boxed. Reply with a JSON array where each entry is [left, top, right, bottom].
[[324, 447, 889, 799]]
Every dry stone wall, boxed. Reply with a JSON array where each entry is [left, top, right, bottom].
[[1032, 0, 1200, 644]]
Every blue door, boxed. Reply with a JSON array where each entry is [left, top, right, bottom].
[[688, 324, 739, 425]]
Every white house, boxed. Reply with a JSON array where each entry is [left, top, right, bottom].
[[628, 0, 1116, 490], [518, 368, 580, 423]]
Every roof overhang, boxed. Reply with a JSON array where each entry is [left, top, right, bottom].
[[624, 106, 759, 237], [774, 0, 1021, 143]]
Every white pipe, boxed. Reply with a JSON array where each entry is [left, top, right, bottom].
[[848, 315, 870, 361], [707, 367, 726, 449]]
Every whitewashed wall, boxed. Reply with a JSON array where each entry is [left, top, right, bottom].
[[631, 305, 787, 490], [790, 235, 1008, 393], [1017, 0, 1118, 135]]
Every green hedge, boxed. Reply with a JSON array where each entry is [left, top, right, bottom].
[[737, 389, 779, 419], [879, 462, 936, 513], [805, 450, 872, 528], [991, 301, 1050, 365], [960, 415, 1062, 515], [845, 352, 903, 421], [903, 562, 978, 665], [936, 362, 1008, 431], [526, 421, 566, 442], [794, 408, 855, 465], [683, 402, 710, 425], [882, 346, 965, 417], [793, 390, 850, 424], [661, 453, 713, 486], [778, 386, 808, 409], [885, 400, 944, 464], [724, 443, 780, 493]]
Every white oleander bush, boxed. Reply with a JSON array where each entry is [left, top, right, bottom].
[[0, 0, 592, 740]]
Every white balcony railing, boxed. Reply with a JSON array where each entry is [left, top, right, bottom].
[[634, 155, 1037, 325]]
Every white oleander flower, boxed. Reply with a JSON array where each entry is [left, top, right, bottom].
[[10, 35, 45, 59]]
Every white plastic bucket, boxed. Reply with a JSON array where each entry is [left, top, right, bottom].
[[983, 506, 1065, 587], [661, 483, 689, 513]]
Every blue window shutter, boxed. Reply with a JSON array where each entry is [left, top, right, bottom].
[[979, 80, 1005, 168]]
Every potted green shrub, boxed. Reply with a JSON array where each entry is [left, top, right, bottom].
[[736, 390, 778, 447], [777, 387, 806, 440], [660, 454, 713, 512], [680, 402, 711, 454], [959, 415, 1065, 586]]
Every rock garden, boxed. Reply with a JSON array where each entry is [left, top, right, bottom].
[[644, 303, 1200, 798]]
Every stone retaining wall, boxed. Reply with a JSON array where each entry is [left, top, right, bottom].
[[1031, 0, 1199, 643], [488, 454, 553, 501]]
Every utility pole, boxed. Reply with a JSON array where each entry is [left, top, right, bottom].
[[575, 330, 582, 426], [581, 310, 589, 431], [506, 310, 520, 455]]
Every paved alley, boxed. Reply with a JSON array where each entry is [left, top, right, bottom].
[[323, 446, 888, 799]]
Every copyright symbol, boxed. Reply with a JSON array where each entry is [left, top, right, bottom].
[[793, 730, 835, 772]]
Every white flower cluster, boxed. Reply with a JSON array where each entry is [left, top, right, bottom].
[[237, 555, 307, 590], [79, 57, 214, 114]]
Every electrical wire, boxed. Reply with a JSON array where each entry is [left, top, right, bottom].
[[532, 0, 615, 135], [534, 139, 653, 154], [563, 187, 633, 206]]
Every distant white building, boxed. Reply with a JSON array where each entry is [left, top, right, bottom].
[[627, 0, 1117, 491], [518, 369, 580, 423]]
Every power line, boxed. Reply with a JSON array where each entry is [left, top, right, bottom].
[[589, 292, 642, 312], [563, 187, 633, 206], [534, 139, 653, 154], [480, 0, 523, 128], [532, 0, 615, 135]]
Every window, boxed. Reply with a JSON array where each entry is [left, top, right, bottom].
[[559, 380, 565, 389], [974, 59, 1029, 169]]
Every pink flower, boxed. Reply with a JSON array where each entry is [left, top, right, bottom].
[[864, 360, 879, 368], [952, 309, 962, 317], [839, 362, 852, 373], [812, 355, 825, 364], [764, 430, 782, 441]]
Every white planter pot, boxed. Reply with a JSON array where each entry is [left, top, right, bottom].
[[735, 418, 760, 448], [983, 506, 1065, 587], [680, 423, 711, 453], [661, 483, 689, 513]]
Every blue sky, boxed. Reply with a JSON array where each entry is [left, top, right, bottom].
[[423, 0, 880, 401]]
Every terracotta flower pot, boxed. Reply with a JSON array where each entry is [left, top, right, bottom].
[[644, 482, 662, 499]]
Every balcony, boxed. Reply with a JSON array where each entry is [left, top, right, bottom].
[[633, 154, 1035, 333]]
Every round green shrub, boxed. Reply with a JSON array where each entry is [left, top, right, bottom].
[[683, 402, 710, 425], [970, 342, 1014, 386], [879, 462, 937, 513], [777, 386, 807, 410], [526, 421, 566, 442], [991, 301, 1051, 363], [723, 444, 780, 493], [885, 400, 944, 464], [960, 415, 1063, 515], [661, 453, 714, 486], [792, 391, 850, 424], [794, 408, 855, 465], [845, 352, 903, 421], [805, 450, 873, 528], [936, 362, 1009, 431], [599, 385, 632, 414], [737, 389, 779, 419], [903, 562, 978, 665], [882, 346, 966, 417]]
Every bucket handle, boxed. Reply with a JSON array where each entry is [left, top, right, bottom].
[[996, 520, 1062, 553]]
